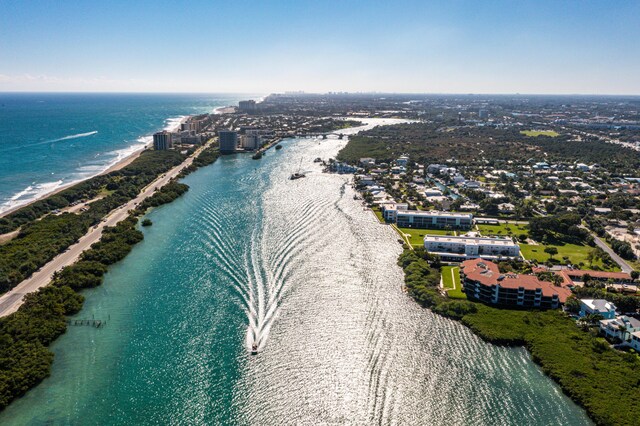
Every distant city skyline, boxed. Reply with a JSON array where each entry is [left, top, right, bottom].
[[1, 0, 639, 95]]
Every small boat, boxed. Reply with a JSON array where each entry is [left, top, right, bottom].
[[275, 144, 283, 150], [252, 152, 263, 160], [251, 344, 259, 355], [289, 158, 306, 180]]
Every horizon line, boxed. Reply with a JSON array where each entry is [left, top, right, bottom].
[[1, 90, 640, 98]]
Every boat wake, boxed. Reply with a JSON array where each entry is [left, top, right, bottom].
[[46, 130, 98, 143], [0, 131, 99, 153], [196, 142, 342, 355], [244, 188, 329, 354]]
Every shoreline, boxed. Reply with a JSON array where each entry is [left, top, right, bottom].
[[0, 139, 221, 412], [341, 125, 606, 422], [362, 194, 635, 424], [0, 137, 217, 317], [0, 116, 189, 219]]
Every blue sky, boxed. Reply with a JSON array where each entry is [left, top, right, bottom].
[[1, 0, 639, 94]]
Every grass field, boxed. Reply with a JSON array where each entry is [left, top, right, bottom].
[[520, 130, 560, 137], [400, 250, 640, 426], [442, 266, 467, 299], [372, 208, 385, 223], [397, 227, 455, 247], [520, 243, 619, 271], [477, 222, 528, 237]]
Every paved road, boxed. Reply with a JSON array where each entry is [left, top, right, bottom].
[[0, 142, 212, 317], [592, 234, 634, 274]]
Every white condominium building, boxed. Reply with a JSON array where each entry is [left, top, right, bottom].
[[424, 235, 520, 261], [396, 210, 473, 229]]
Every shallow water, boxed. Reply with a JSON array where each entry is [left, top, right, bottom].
[[0, 121, 591, 425], [0, 93, 244, 213]]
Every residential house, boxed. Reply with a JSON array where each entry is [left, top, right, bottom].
[[359, 158, 376, 167], [630, 331, 640, 351], [579, 299, 617, 319], [599, 316, 640, 342]]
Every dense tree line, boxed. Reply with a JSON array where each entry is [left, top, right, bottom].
[[399, 249, 640, 425], [335, 122, 640, 174], [179, 145, 220, 177], [0, 151, 187, 293], [0, 150, 185, 234], [584, 215, 607, 237], [609, 238, 636, 260], [571, 286, 640, 314], [305, 119, 362, 133], [0, 217, 141, 411], [0, 213, 88, 292], [528, 212, 593, 245], [0, 142, 225, 412], [136, 181, 189, 212]]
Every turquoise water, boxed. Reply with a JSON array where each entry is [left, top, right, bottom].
[[0, 121, 591, 425], [0, 93, 247, 213]]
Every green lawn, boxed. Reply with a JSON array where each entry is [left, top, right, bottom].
[[520, 243, 619, 271], [397, 227, 455, 247], [400, 250, 640, 426], [477, 222, 528, 238], [520, 130, 560, 137], [372, 208, 385, 223], [442, 266, 467, 299]]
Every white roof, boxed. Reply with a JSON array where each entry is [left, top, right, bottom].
[[581, 299, 616, 312], [424, 235, 517, 247], [396, 210, 472, 219]]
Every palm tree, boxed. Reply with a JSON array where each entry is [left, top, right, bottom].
[[583, 313, 604, 327], [618, 325, 628, 342]]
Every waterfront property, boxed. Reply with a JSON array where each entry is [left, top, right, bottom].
[[394, 210, 473, 229], [631, 331, 640, 351], [599, 315, 640, 342], [219, 130, 238, 153], [460, 258, 571, 309], [424, 234, 520, 261], [382, 203, 408, 221], [153, 131, 173, 150], [579, 299, 617, 319]]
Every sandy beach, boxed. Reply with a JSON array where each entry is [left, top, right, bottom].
[[213, 106, 236, 114], [0, 116, 188, 219]]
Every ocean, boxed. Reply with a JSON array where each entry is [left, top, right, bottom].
[[0, 93, 247, 214], [0, 116, 591, 424]]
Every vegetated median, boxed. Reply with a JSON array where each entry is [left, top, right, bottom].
[[399, 249, 640, 426], [0, 144, 219, 411], [0, 149, 189, 293]]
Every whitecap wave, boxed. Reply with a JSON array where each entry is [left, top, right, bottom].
[[164, 116, 186, 132], [0, 180, 64, 214], [1, 114, 192, 215]]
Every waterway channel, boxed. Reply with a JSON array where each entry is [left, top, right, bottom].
[[0, 120, 590, 425]]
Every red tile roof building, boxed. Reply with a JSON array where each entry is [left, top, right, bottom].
[[531, 266, 632, 286], [461, 259, 572, 309]]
